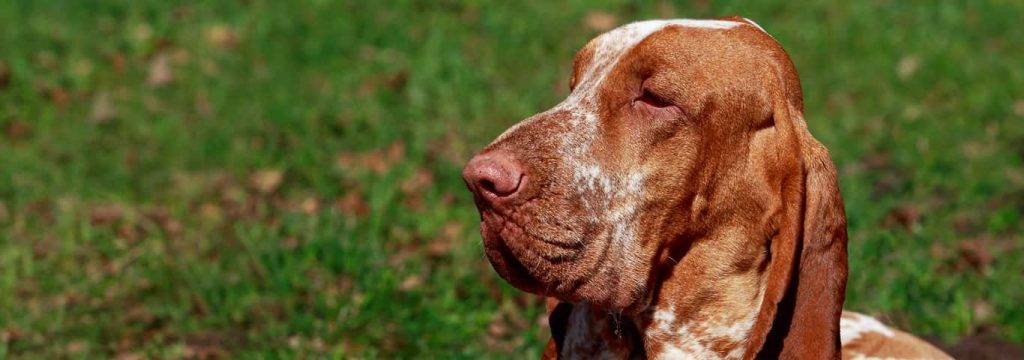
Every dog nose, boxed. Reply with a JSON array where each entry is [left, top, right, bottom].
[[463, 151, 526, 200]]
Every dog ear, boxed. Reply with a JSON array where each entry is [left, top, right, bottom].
[[743, 60, 849, 360]]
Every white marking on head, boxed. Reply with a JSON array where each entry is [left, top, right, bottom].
[[547, 19, 749, 253], [742, 17, 770, 35], [491, 18, 757, 295], [840, 312, 896, 345]]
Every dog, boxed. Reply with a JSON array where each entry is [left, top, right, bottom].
[[463, 17, 952, 359]]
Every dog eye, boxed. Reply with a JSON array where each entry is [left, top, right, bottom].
[[636, 89, 673, 108]]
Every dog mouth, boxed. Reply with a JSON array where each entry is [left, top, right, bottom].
[[477, 210, 590, 293]]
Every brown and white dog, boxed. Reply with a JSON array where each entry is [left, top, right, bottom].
[[462, 17, 952, 359]]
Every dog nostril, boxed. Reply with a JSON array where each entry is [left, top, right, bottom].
[[478, 178, 498, 195]]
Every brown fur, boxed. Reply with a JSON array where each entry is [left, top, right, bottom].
[[464, 17, 951, 359]]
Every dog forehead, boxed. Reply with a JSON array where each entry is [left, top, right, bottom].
[[579, 18, 755, 75]]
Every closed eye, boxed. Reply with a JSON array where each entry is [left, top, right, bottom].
[[636, 89, 673, 108]]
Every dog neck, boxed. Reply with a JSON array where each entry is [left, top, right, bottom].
[[638, 226, 769, 359], [555, 226, 770, 359]]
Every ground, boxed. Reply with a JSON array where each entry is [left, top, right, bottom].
[[0, 1, 1022, 358]]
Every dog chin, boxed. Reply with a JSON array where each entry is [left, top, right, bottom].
[[566, 270, 646, 311], [479, 220, 547, 294]]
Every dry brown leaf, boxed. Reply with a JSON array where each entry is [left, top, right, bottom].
[[4, 120, 31, 141], [427, 222, 462, 257], [89, 91, 117, 124], [584, 11, 618, 32], [897, 55, 920, 80], [958, 240, 993, 273], [205, 25, 238, 49], [147, 53, 173, 87], [132, 24, 153, 44], [0, 60, 10, 88], [45, 86, 70, 107], [144, 206, 183, 236], [66, 341, 87, 354], [282, 236, 300, 250], [109, 53, 127, 73], [336, 140, 405, 175], [336, 190, 370, 218], [300, 197, 320, 215], [115, 353, 145, 360], [656, 1, 677, 18], [398, 275, 423, 292], [199, 202, 224, 224], [250, 169, 283, 194], [973, 299, 994, 323], [400, 168, 434, 194], [90, 204, 125, 226], [357, 70, 409, 96], [882, 205, 920, 231]]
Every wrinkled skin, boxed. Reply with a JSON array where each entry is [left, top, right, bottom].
[[468, 18, 784, 315], [464, 17, 951, 360]]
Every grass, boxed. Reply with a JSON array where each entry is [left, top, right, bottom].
[[0, 0, 1022, 358]]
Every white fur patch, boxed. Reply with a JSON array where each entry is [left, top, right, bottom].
[[547, 19, 749, 259], [742, 17, 769, 35], [650, 307, 721, 359], [840, 312, 896, 345]]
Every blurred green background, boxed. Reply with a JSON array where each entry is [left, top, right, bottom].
[[1, 1, 1022, 358]]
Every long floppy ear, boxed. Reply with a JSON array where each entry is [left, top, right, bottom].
[[744, 55, 849, 359]]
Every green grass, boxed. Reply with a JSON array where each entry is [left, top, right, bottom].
[[0, 0, 1022, 358]]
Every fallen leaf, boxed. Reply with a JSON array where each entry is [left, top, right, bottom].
[[45, 86, 70, 107], [488, 314, 508, 338], [399, 275, 423, 292], [109, 53, 127, 73], [427, 222, 462, 257], [131, 24, 153, 44], [336, 190, 370, 218], [71, 58, 94, 79], [1013, 100, 1024, 117], [66, 340, 87, 354], [336, 140, 405, 175], [90, 204, 125, 226], [882, 205, 920, 231], [897, 55, 920, 80], [300, 197, 319, 215], [4, 120, 31, 142], [115, 353, 145, 360], [357, 70, 408, 96], [973, 299, 994, 323], [584, 11, 617, 32], [1, 327, 23, 343], [147, 53, 173, 87], [198, 202, 224, 224], [89, 91, 117, 124], [250, 169, 283, 194], [958, 240, 993, 273], [144, 206, 183, 236], [656, 1, 677, 17], [205, 25, 238, 49], [282, 236, 300, 250], [0, 60, 10, 89], [400, 168, 434, 194], [184, 332, 229, 359]]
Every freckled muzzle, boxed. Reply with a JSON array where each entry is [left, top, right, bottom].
[[463, 147, 573, 288], [463, 112, 648, 310]]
